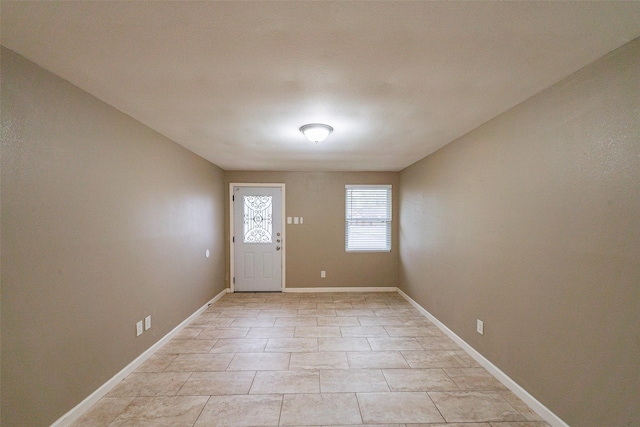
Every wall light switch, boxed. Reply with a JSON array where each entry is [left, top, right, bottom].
[[136, 321, 143, 337], [300, 217, 303, 224], [287, 217, 292, 224], [294, 217, 299, 224], [477, 319, 484, 335], [321, 270, 326, 278], [145, 315, 151, 330]]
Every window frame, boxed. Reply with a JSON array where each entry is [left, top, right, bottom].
[[345, 184, 392, 253]]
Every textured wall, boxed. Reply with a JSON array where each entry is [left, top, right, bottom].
[[1, 48, 226, 426], [224, 171, 399, 290], [399, 39, 640, 426]]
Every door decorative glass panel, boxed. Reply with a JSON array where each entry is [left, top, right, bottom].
[[243, 196, 273, 243]]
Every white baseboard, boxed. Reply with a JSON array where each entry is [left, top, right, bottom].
[[396, 288, 569, 427], [284, 286, 398, 293], [51, 288, 229, 427]]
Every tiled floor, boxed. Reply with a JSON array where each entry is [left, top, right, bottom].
[[72, 292, 550, 426]]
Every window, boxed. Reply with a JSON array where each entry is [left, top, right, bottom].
[[243, 195, 273, 243], [345, 185, 392, 252]]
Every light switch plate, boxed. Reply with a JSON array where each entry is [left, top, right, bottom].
[[145, 315, 151, 330], [287, 217, 292, 224], [136, 321, 143, 337], [477, 319, 484, 335], [294, 217, 299, 224]]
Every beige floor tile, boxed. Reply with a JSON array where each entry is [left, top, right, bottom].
[[351, 301, 390, 309], [416, 335, 461, 350], [454, 350, 483, 367], [317, 302, 353, 309], [357, 316, 404, 326], [336, 308, 377, 317], [249, 370, 320, 394], [382, 368, 459, 392], [173, 326, 206, 339], [194, 394, 282, 426], [317, 316, 360, 326], [429, 391, 525, 423], [401, 350, 468, 368], [229, 317, 276, 327], [279, 302, 318, 310], [210, 338, 268, 353], [189, 317, 234, 327], [357, 392, 445, 424], [294, 326, 342, 337], [212, 309, 260, 318], [289, 351, 349, 370], [318, 337, 372, 352], [163, 353, 234, 372], [257, 309, 298, 318], [340, 326, 390, 337], [264, 337, 318, 352], [70, 397, 136, 427], [497, 391, 548, 422], [245, 326, 295, 338], [243, 302, 282, 310], [108, 372, 191, 397], [384, 326, 436, 337], [109, 396, 208, 427], [347, 351, 409, 369], [197, 327, 249, 339], [375, 308, 422, 317], [227, 352, 291, 371], [177, 371, 255, 395], [320, 369, 389, 392], [157, 339, 217, 354], [444, 368, 509, 391], [135, 354, 177, 373], [368, 337, 425, 351], [400, 317, 435, 327], [324, 425, 405, 427], [274, 316, 318, 327], [413, 424, 490, 427], [297, 308, 337, 317], [189, 313, 220, 325], [280, 393, 363, 425], [76, 292, 547, 426]]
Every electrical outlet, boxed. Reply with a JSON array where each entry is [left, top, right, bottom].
[[321, 270, 326, 278], [145, 315, 151, 330], [136, 321, 143, 337], [477, 319, 484, 335]]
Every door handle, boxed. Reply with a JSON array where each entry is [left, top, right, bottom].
[[276, 246, 281, 251]]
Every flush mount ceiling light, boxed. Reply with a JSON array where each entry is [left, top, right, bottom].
[[299, 123, 333, 143]]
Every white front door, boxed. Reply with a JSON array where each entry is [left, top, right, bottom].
[[232, 185, 283, 292]]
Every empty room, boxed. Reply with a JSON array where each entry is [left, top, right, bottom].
[[1, 2, 639, 427]]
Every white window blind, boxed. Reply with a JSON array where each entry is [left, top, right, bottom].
[[345, 185, 392, 252]]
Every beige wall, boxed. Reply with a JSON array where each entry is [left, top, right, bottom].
[[0, 48, 227, 426], [224, 171, 399, 290], [399, 39, 640, 426]]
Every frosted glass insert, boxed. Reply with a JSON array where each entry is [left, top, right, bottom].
[[243, 195, 273, 243]]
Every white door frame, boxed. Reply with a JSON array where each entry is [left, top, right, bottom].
[[230, 183, 286, 292]]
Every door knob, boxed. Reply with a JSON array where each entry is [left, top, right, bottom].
[[276, 246, 281, 251]]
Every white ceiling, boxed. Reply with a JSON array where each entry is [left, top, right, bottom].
[[3, 1, 640, 171]]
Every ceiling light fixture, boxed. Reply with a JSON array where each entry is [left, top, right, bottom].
[[299, 123, 333, 143]]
